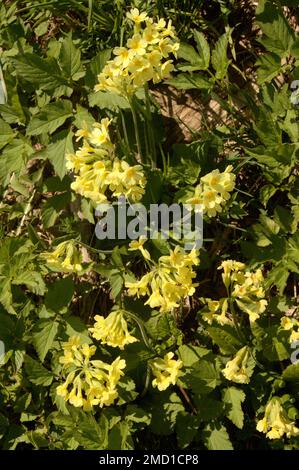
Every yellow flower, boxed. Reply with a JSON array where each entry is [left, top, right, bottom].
[[89, 310, 138, 349], [89, 118, 112, 147], [75, 122, 90, 141], [222, 346, 252, 384], [127, 34, 147, 56], [128, 237, 151, 260], [281, 316, 296, 330], [126, 8, 148, 24], [125, 246, 199, 313], [113, 47, 134, 68], [150, 352, 183, 391], [281, 316, 299, 343], [56, 337, 126, 409], [95, 12, 179, 97], [202, 298, 231, 326], [187, 166, 236, 218], [256, 397, 299, 439], [67, 121, 147, 205], [41, 241, 84, 274]]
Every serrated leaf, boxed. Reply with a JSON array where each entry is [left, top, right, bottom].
[[24, 356, 54, 386], [256, 0, 294, 56], [89, 91, 129, 109], [45, 130, 74, 178], [58, 34, 85, 81], [223, 387, 245, 429], [211, 33, 230, 80], [0, 117, 14, 149], [204, 424, 233, 450], [207, 325, 243, 354], [27, 100, 73, 136], [166, 73, 210, 90], [45, 277, 74, 312], [178, 43, 202, 64], [193, 30, 210, 69], [13, 53, 68, 92], [33, 320, 59, 362]]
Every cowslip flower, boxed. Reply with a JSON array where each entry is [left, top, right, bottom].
[[125, 246, 199, 313], [128, 237, 151, 260], [187, 166, 236, 218], [281, 316, 299, 343], [66, 121, 147, 205], [127, 8, 148, 25], [256, 397, 299, 439], [56, 336, 126, 410], [201, 298, 231, 326], [218, 261, 268, 323], [222, 346, 253, 384], [95, 12, 179, 97], [89, 310, 138, 349], [150, 352, 183, 391], [41, 240, 84, 274]]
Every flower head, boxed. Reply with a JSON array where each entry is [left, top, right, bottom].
[[150, 352, 183, 391], [89, 310, 138, 349], [56, 336, 126, 410], [256, 397, 299, 439], [222, 346, 252, 384]]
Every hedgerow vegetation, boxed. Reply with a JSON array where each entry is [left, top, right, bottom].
[[0, 0, 298, 450]]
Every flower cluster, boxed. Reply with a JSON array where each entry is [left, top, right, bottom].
[[201, 298, 231, 326], [56, 336, 126, 410], [125, 246, 199, 313], [219, 260, 268, 323], [256, 397, 299, 439], [281, 316, 299, 344], [95, 8, 179, 97], [187, 165, 236, 217], [41, 240, 84, 274], [222, 346, 253, 384], [89, 309, 138, 349], [150, 352, 183, 391], [66, 118, 147, 205]]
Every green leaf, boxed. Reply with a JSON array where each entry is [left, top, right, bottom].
[[45, 277, 74, 312], [33, 320, 59, 362], [45, 130, 74, 179], [178, 43, 202, 64], [181, 359, 219, 395], [24, 356, 54, 386], [27, 100, 73, 136], [204, 424, 233, 450], [85, 49, 112, 88], [211, 33, 230, 80], [256, 53, 282, 84], [0, 118, 14, 149], [193, 30, 210, 69], [283, 363, 299, 384], [207, 325, 243, 354], [41, 192, 71, 228], [178, 344, 210, 366], [89, 91, 129, 109], [71, 409, 108, 449], [166, 73, 211, 90], [0, 138, 33, 185], [256, 0, 294, 56], [223, 387, 245, 429], [13, 53, 68, 92], [58, 34, 85, 81]]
